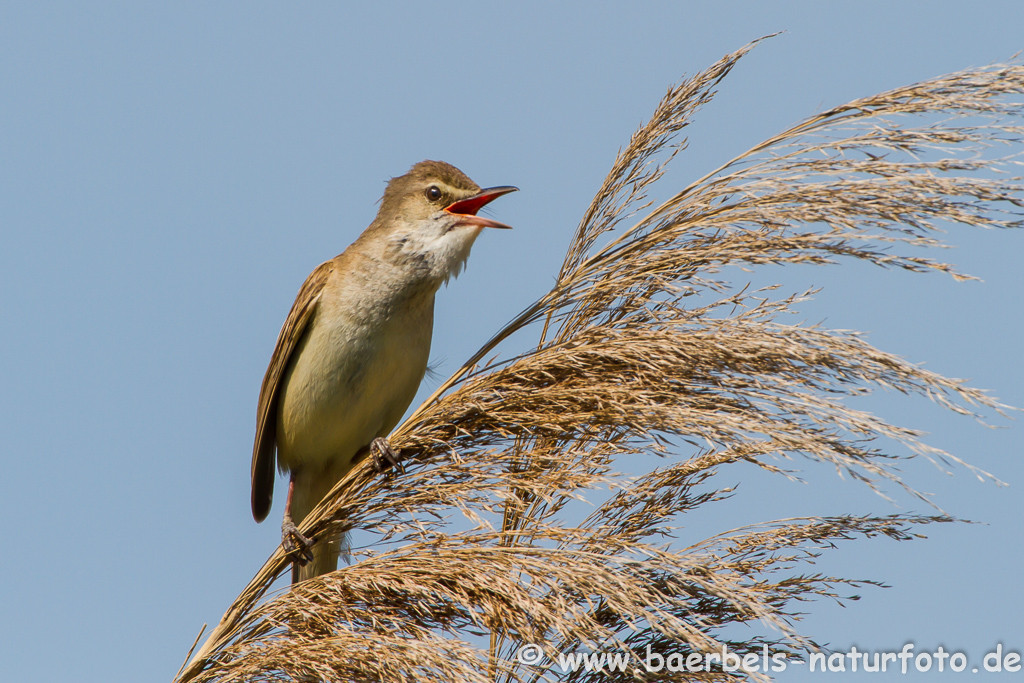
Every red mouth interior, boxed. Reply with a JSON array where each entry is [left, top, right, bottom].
[[445, 193, 499, 216]]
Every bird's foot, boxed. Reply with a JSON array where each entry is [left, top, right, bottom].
[[371, 437, 404, 474], [281, 518, 314, 565]]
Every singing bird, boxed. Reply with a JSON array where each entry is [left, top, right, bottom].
[[251, 160, 516, 582]]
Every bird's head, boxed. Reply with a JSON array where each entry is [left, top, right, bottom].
[[368, 160, 517, 284]]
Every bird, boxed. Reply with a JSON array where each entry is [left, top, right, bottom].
[[250, 160, 516, 583]]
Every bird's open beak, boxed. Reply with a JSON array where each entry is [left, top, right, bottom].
[[444, 186, 518, 229]]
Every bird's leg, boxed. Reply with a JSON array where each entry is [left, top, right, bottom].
[[370, 437, 404, 474], [281, 475, 314, 565]]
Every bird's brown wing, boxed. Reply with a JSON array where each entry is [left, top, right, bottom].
[[250, 260, 334, 522]]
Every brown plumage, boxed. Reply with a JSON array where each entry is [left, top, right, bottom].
[[250, 160, 515, 582]]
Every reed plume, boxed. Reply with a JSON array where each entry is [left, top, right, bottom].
[[176, 36, 1023, 682]]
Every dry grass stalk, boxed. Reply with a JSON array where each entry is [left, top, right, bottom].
[[176, 37, 1023, 682]]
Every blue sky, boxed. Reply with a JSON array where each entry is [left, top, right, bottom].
[[1, 2, 1021, 681]]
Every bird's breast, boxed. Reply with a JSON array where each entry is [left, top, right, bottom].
[[275, 283, 434, 472]]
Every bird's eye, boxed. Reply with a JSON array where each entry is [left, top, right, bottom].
[[425, 185, 443, 202]]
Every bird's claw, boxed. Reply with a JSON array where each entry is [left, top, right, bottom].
[[371, 437, 404, 474], [282, 518, 314, 565]]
